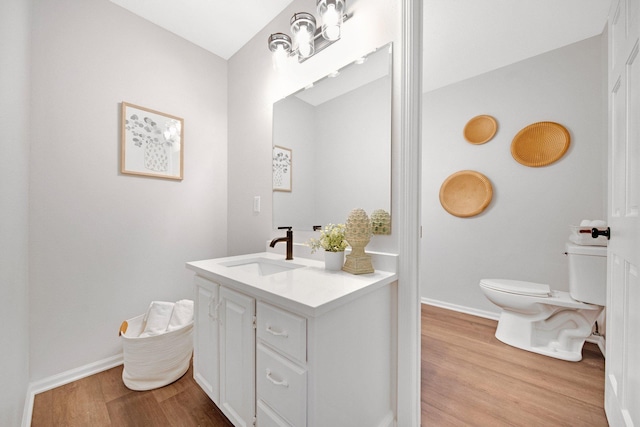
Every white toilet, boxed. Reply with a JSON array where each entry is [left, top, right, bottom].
[[479, 243, 606, 362]]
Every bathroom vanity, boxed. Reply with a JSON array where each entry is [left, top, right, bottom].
[[186, 252, 397, 427]]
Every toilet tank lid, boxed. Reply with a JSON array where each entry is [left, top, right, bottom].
[[565, 243, 607, 257], [480, 279, 551, 297]]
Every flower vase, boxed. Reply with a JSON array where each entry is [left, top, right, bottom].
[[324, 251, 345, 271]]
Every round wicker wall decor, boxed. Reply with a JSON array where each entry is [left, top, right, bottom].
[[511, 121, 570, 167], [463, 115, 498, 144], [439, 170, 493, 218]]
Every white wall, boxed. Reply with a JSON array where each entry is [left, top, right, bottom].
[[421, 35, 607, 313], [29, 0, 228, 381], [227, 0, 401, 255], [0, 0, 31, 424]]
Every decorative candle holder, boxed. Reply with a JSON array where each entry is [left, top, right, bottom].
[[343, 208, 374, 274]]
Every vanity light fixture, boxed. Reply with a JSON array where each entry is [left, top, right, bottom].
[[317, 0, 345, 41], [268, 33, 292, 69], [291, 12, 316, 59], [268, 0, 350, 65]]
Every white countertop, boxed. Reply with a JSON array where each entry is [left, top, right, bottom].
[[186, 252, 398, 317]]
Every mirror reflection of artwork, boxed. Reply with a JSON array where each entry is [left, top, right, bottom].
[[273, 145, 292, 192], [121, 102, 184, 180], [272, 43, 392, 230]]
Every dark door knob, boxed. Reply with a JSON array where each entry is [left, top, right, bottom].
[[591, 227, 610, 240]]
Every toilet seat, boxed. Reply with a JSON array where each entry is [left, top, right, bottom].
[[480, 278, 600, 310], [480, 279, 551, 297]]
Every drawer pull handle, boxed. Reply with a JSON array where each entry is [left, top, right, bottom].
[[265, 369, 289, 387], [266, 325, 289, 338]]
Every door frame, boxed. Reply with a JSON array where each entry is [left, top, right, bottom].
[[397, 0, 422, 425]]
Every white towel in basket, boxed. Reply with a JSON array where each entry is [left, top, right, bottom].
[[139, 301, 174, 338], [167, 299, 194, 332]]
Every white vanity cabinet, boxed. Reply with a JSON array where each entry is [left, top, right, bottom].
[[193, 276, 220, 403], [188, 253, 398, 427], [219, 286, 256, 427], [193, 276, 256, 427]]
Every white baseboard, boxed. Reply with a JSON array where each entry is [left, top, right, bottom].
[[421, 297, 500, 321], [22, 353, 123, 427]]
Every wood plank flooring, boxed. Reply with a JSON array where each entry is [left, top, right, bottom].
[[31, 304, 607, 426], [421, 305, 607, 426], [31, 363, 233, 427]]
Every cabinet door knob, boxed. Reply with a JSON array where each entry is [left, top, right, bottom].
[[208, 297, 222, 320], [208, 297, 216, 319]]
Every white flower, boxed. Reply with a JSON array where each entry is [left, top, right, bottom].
[[306, 223, 348, 253]]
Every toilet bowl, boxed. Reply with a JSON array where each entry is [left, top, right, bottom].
[[479, 243, 606, 362]]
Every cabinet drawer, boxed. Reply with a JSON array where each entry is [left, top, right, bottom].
[[257, 344, 306, 427], [257, 301, 306, 362], [257, 400, 292, 427]]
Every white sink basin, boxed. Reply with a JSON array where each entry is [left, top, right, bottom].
[[220, 257, 305, 276]]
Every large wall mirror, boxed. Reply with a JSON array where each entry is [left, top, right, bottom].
[[272, 43, 392, 231]]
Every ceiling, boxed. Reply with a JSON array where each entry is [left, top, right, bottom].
[[423, 0, 611, 92], [110, 0, 611, 92], [109, 0, 295, 60]]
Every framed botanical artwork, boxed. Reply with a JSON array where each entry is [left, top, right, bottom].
[[121, 102, 184, 180], [273, 145, 292, 192]]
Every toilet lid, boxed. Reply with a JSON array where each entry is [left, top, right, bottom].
[[480, 279, 551, 297]]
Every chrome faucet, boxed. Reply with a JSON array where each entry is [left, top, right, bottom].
[[270, 226, 293, 260]]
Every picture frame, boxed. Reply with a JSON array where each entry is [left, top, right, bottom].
[[273, 145, 292, 192], [121, 102, 184, 180]]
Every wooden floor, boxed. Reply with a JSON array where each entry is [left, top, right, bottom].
[[32, 305, 607, 426], [422, 305, 607, 426], [31, 363, 233, 427]]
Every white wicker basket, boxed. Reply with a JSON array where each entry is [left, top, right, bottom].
[[120, 313, 193, 391]]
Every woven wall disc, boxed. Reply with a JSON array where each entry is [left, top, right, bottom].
[[439, 170, 493, 218], [463, 115, 498, 144], [511, 121, 570, 167]]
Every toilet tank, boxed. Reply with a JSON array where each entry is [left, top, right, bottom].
[[566, 243, 607, 306]]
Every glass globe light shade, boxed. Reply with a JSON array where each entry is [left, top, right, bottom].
[[317, 0, 344, 41], [268, 33, 292, 69], [290, 12, 316, 59]]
